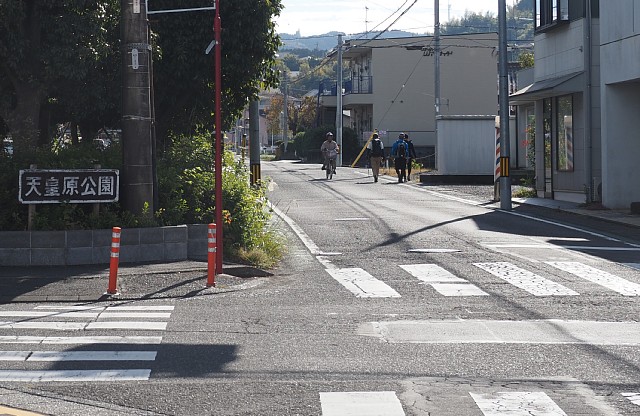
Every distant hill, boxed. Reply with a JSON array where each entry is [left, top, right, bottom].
[[279, 30, 424, 52]]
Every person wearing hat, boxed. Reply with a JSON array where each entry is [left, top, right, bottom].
[[320, 132, 339, 174], [366, 132, 385, 182]]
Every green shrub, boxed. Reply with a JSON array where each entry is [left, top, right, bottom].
[[0, 129, 285, 267]]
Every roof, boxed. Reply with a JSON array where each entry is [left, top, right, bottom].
[[510, 71, 585, 104]]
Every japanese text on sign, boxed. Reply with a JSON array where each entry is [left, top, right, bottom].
[[19, 169, 119, 204]]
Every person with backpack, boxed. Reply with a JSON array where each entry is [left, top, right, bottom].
[[391, 133, 408, 183], [403, 133, 418, 181], [367, 133, 385, 182]]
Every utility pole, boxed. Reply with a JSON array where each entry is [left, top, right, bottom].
[[498, 0, 512, 210], [249, 99, 261, 185], [434, 0, 441, 168], [336, 33, 343, 167], [121, 0, 154, 215], [282, 74, 289, 153]]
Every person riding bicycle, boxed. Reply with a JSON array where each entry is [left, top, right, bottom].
[[320, 132, 339, 174]]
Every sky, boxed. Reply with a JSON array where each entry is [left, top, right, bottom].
[[275, 0, 505, 37]]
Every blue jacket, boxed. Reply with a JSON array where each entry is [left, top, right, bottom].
[[391, 138, 407, 158]]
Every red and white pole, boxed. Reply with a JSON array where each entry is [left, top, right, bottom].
[[207, 223, 217, 287], [107, 227, 121, 294]]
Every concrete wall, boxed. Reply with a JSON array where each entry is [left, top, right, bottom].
[[436, 116, 496, 175], [600, 1, 640, 209], [0, 225, 210, 267], [534, 20, 585, 80]]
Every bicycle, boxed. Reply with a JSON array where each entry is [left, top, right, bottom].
[[324, 148, 338, 180]]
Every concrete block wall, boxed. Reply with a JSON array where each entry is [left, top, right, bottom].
[[0, 225, 208, 266]]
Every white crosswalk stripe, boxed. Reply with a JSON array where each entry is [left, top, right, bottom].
[[0, 303, 173, 382], [320, 391, 405, 415], [622, 392, 640, 406], [474, 262, 579, 296], [325, 261, 639, 299], [319, 390, 634, 415], [400, 264, 489, 296], [547, 261, 640, 296], [326, 268, 401, 298], [470, 391, 568, 415]]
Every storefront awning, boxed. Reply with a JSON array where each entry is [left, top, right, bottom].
[[510, 71, 584, 105]]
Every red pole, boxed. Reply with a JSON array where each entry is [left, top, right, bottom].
[[107, 227, 121, 294], [207, 223, 217, 287], [214, 0, 224, 275]]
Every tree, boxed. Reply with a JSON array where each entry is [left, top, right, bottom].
[[266, 94, 285, 138], [0, 0, 283, 153], [150, 0, 283, 146], [0, 0, 120, 153]]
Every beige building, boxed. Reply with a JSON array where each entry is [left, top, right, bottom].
[[320, 33, 500, 165]]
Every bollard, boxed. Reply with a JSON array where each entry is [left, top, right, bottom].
[[107, 227, 121, 295], [207, 223, 217, 287]]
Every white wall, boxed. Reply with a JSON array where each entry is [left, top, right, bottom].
[[437, 116, 496, 175]]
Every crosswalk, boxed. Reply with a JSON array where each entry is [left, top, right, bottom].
[[0, 304, 173, 382], [319, 390, 640, 415], [325, 261, 640, 298]]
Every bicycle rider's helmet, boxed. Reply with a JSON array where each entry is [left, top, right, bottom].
[[326, 132, 334, 139]]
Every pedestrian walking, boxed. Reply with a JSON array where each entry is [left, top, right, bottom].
[[403, 133, 417, 181], [367, 133, 385, 182], [391, 133, 408, 183]]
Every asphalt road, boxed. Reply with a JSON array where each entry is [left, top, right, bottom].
[[0, 160, 639, 415]]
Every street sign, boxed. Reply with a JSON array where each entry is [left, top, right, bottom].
[[19, 169, 119, 204]]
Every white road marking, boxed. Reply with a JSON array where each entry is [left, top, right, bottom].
[[474, 262, 579, 296], [0, 351, 156, 361], [400, 264, 489, 296], [0, 321, 168, 331], [430, 283, 490, 296], [28, 351, 156, 361], [358, 319, 640, 345], [335, 217, 369, 221], [0, 351, 30, 361], [86, 322, 167, 330], [0, 322, 87, 330], [400, 264, 466, 283], [560, 246, 640, 251], [471, 391, 567, 415], [547, 262, 640, 296], [0, 336, 163, 344], [0, 312, 100, 318], [0, 311, 171, 319], [34, 305, 175, 311], [0, 369, 151, 382], [326, 268, 401, 298], [407, 248, 461, 253], [622, 392, 640, 406], [97, 312, 172, 319], [320, 391, 405, 416]]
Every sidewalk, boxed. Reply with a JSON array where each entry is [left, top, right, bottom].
[[513, 196, 640, 229], [0, 261, 272, 303]]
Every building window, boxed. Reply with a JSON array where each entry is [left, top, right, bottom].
[[556, 95, 574, 172], [536, 0, 569, 31]]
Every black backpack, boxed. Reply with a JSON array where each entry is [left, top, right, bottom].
[[371, 139, 383, 157], [397, 142, 406, 158]]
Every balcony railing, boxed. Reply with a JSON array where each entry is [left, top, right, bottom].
[[321, 76, 373, 96]]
